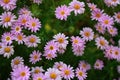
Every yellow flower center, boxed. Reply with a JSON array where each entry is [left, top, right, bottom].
[[14, 59, 20, 65], [6, 36, 11, 41], [96, 13, 101, 18], [37, 77, 42, 80], [22, 19, 27, 24], [16, 27, 20, 31], [104, 20, 109, 24], [32, 22, 36, 27], [100, 40, 105, 46], [96, 63, 99, 66], [17, 35, 23, 40], [50, 72, 57, 79], [34, 55, 38, 60], [4, 16, 11, 22], [47, 53, 52, 58], [74, 39, 78, 44], [82, 63, 87, 68], [64, 70, 70, 75], [3, 0, 10, 4], [78, 71, 83, 76], [29, 37, 35, 43], [84, 31, 90, 37], [60, 10, 65, 15], [58, 38, 64, 43], [20, 71, 26, 77], [4, 47, 11, 53], [50, 46, 54, 50], [115, 51, 119, 55], [112, 0, 117, 2], [34, 69, 40, 74], [74, 4, 80, 10], [117, 14, 120, 19]]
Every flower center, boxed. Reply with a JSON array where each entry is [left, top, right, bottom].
[[50, 46, 54, 50], [96, 13, 101, 18], [37, 77, 42, 80], [58, 38, 64, 43], [104, 20, 109, 24], [32, 22, 36, 27], [115, 51, 119, 55], [34, 55, 38, 60], [29, 37, 35, 43], [82, 64, 87, 68], [16, 27, 20, 31], [84, 32, 90, 37], [14, 59, 20, 65], [74, 39, 78, 44], [20, 71, 26, 77], [3, 0, 10, 4], [74, 4, 80, 10], [4, 47, 11, 53], [4, 16, 11, 22], [112, 0, 117, 2], [34, 69, 40, 74], [64, 70, 70, 75], [117, 14, 120, 19], [22, 19, 27, 24], [100, 40, 105, 46], [47, 53, 52, 58], [78, 71, 83, 76], [50, 72, 57, 79], [96, 63, 99, 66], [17, 34, 23, 40], [6, 36, 11, 41], [60, 10, 65, 15]]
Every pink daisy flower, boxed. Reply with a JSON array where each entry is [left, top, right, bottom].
[[112, 47, 120, 61], [31, 66, 44, 76], [71, 36, 85, 56], [78, 60, 91, 71], [94, 59, 104, 70], [53, 61, 67, 71], [0, 12, 16, 28], [95, 23, 106, 34], [18, 7, 32, 16], [55, 5, 71, 20], [80, 27, 94, 41], [32, 0, 42, 5], [104, 45, 114, 60], [69, 0, 85, 16], [75, 68, 87, 80], [45, 68, 62, 80], [95, 36, 109, 50], [29, 50, 42, 64], [99, 14, 114, 28], [44, 52, 57, 60], [91, 9, 104, 21], [11, 65, 30, 80], [26, 17, 41, 32], [104, 0, 120, 7], [87, 3, 97, 11], [61, 65, 74, 80], [0, 45, 14, 58], [44, 40, 58, 54], [0, 0, 17, 10], [14, 33, 26, 45], [25, 35, 41, 47], [1, 32, 14, 45], [53, 33, 68, 54], [114, 12, 120, 23], [11, 56, 24, 69], [32, 73, 45, 80], [17, 14, 31, 27], [11, 23, 22, 34], [107, 26, 118, 36]]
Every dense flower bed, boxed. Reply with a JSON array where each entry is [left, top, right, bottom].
[[0, 0, 120, 80]]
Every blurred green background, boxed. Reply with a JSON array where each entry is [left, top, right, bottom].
[[0, 0, 120, 80]]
